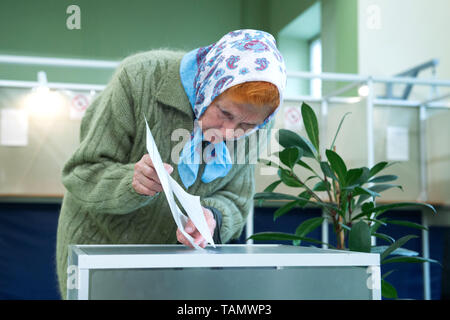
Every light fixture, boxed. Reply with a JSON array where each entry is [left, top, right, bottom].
[[358, 85, 370, 97], [23, 71, 64, 117]]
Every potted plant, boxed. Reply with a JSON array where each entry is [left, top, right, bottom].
[[249, 102, 440, 299]]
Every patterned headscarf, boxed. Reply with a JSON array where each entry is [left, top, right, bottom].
[[178, 29, 287, 189]]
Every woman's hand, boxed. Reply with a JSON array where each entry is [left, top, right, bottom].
[[177, 207, 216, 248], [132, 154, 173, 196]]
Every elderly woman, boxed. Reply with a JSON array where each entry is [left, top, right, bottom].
[[56, 29, 286, 299]]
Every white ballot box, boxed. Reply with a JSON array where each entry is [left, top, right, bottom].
[[67, 244, 381, 300]]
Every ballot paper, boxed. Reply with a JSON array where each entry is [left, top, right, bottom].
[[144, 117, 215, 250]]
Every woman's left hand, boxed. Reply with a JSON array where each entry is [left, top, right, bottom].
[[176, 207, 216, 248]]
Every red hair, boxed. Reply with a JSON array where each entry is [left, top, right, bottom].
[[215, 81, 280, 110]]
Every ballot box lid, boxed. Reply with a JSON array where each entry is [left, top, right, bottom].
[[69, 244, 379, 269]]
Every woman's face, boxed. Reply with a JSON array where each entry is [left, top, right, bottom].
[[198, 96, 274, 143]]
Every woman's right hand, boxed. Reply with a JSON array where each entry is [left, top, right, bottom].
[[132, 154, 173, 196]]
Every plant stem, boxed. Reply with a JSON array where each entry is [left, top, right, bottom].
[[328, 145, 346, 249], [336, 216, 345, 249], [322, 172, 343, 246], [331, 145, 338, 206], [347, 193, 353, 227], [334, 178, 346, 249], [323, 175, 334, 203]]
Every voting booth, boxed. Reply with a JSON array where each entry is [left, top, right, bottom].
[[67, 244, 381, 300]]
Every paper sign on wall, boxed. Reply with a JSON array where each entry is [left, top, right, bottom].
[[70, 94, 90, 119], [386, 126, 409, 161], [0, 109, 28, 146], [61, 90, 95, 119], [283, 106, 303, 131]]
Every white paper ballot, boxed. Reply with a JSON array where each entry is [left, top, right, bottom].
[[1, 109, 28, 146], [144, 117, 215, 250]]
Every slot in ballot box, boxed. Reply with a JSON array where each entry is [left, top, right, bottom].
[[67, 244, 381, 300]]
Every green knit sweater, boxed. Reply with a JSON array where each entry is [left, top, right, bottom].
[[55, 49, 258, 299]]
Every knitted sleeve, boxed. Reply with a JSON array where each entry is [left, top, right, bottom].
[[200, 163, 255, 243], [61, 59, 155, 214]]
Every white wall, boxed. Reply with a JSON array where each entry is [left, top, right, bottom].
[[358, 0, 450, 79]]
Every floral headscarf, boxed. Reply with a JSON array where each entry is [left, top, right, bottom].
[[178, 29, 287, 189]]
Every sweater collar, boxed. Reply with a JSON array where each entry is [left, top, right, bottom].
[[155, 52, 193, 118]]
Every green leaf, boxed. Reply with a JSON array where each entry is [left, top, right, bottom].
[[277, 129, 317, 159], [381, 269, 396, 280], [356, 194, 371, 207], [274, 201, 299, 221], [362, 201, 375, 212], [372, 233, 395, 244], [312, 180, 331, 192], [355, 167, 371, 185], [248, 232, 304, 241], [353, 186, 381, 198], [385, 219, 428, 231], [301, 102, 320, 152], [380, 235, 418, 261], [320, 161, 338, 181], [278, 168, 303, 187], [351, 202, 376, 221], [362, 202, 437, 216], [356, 184, 403, 207], [341, 184, 360, 192], [370, 184, 403, 193], [338, 221, 352, 231], [381, 279, 398, 299], [254, 192, 301, 202], [279, 147, 302, 170], [348, 220, 371, 252], [368, 175, 398, 183], [248, 232, 333, 248], [382, 256, 441, 266], [370, 218, 388, 234], [297, 191, 312, 207], [372, 246, 418, 257], [295, 217, 325, 237], [369, 161, 389, 178], [255, 192, 340, 215], [305, 175, 320, 183], [300, 138, 319, 160], [293, 217, 325, 245], [366, 218, 387, 226], [346, 168, 364, 187], [391, 247, 419, 257], [330, 112, 351, 151], [325, 149, 347, 186], [263, 180, 282, 193]]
